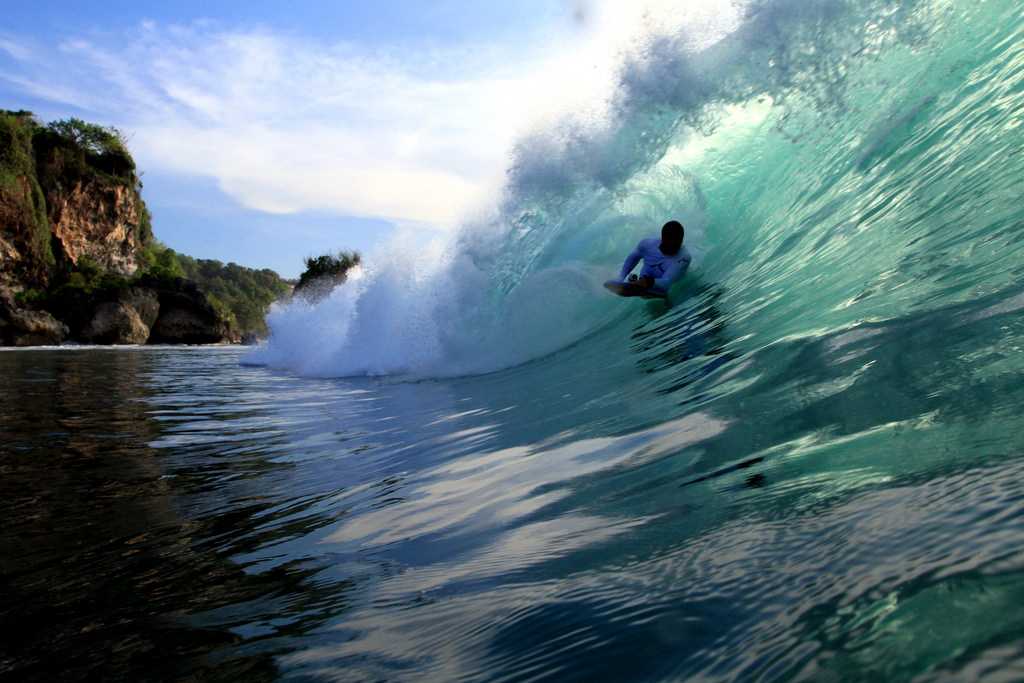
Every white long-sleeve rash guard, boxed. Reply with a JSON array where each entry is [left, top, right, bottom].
[[618, 238, 692, 291]]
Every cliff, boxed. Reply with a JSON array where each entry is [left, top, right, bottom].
[[0, 112, 284, 346]]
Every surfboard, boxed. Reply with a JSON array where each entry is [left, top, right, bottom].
[[603, 280, 668, 299]]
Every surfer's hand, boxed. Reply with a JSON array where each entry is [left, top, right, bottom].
[[637, 276, 655, 289]]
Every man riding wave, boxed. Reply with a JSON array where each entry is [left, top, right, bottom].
[[618, 220, 692, 295]]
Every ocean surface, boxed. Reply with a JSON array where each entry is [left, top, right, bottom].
[[5, 0, 1024, 680]]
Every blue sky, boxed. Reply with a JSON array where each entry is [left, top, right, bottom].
[[3, 2, 570, 48], [0, 1, 723, 277], [0, 2, 585, 276]]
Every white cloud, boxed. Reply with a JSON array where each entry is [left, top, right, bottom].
[[7, 26, 579, 227], [2, 1, 737, 230], [0, 36, 33, 62]]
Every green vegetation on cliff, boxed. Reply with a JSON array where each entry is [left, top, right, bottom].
[[34, 117, 136, 186], [139, 245, 292, 337], [0, 111, 53, 279]]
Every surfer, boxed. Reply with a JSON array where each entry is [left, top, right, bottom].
[[617, 220, 692, 294]]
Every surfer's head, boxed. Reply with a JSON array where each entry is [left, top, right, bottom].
[[661, 220, 684, 254]]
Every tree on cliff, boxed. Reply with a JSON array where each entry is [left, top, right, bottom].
[[46, 118, 128, 157], [34, 118, 137, 182], [294, 251, 361, 300]]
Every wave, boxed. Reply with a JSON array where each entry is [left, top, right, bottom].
[[249, 0, 1024, 379]]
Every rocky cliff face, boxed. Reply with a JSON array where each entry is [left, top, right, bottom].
[[80, 287, 158, 345], [71, 281, 237, 345], [48, 182, 145, 277], [0, 112, 238, 346]]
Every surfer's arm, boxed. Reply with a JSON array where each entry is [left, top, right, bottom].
[[618, 244, 643, 281], [653, 255, 691, 290]]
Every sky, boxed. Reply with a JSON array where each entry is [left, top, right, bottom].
[[0, 1, 727, 277]]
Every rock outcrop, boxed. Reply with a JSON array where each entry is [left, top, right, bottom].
[[0, 288, 67, 346], [80, 288, 159, 344], [81, 302, 150, 344], [147, 278, 237, 344], [121, 287, 161, 328]]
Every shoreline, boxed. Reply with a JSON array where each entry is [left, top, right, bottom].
[[0, 343, 251, 351]]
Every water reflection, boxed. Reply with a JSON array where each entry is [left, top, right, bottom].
[[2, 350, 290, 680]]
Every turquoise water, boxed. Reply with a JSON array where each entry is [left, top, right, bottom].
[[5, 0, 1024, 680]]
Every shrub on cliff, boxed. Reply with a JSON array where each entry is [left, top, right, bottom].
[[14, 288, 47, 307], [0, 112, 35, 186], [204, 293, 236, 328], [138, 244, 186, 282], [294, 251, 361, 301]]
